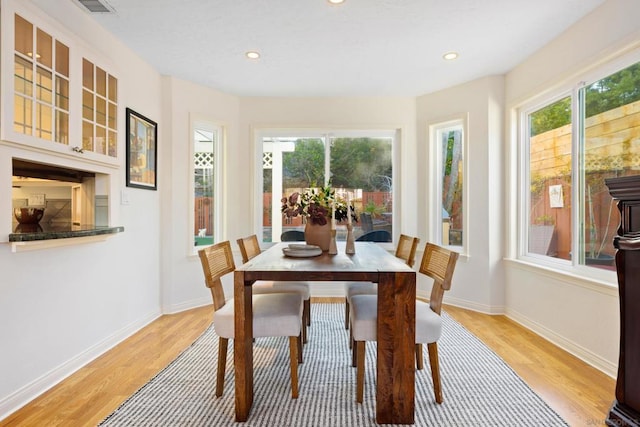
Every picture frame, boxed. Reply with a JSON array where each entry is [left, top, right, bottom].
[[126, 108, 158, 190]]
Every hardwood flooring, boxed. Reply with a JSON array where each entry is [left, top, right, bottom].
[[443, 304, 615, 426], [0, 300, 614, 426]]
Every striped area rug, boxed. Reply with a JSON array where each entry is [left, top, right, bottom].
[[100, 304, 568, 426]]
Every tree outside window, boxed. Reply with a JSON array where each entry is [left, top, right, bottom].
[[262, 133, 394, 242]]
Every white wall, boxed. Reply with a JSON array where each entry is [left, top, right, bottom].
[[502, 0, 640, 376], [0, 0, 163, 417], [160, 76, 241, 313], [161, 93, 418, 303], [416, 76, 506, 312]]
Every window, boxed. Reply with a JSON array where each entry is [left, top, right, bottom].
[[430, 118, 466, 250], [259, 130, 395, 243], [82, 58, 118, 157], [526, 95, 572, 261], [521, 58, 640, 273], [14, 14, 69, 144], [12, 159, 103, 228], [192, 122, 222, 250]]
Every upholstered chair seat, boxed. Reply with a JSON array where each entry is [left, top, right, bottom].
[[213, 293, 303, 339]]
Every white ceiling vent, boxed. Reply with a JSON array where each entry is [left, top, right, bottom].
[[73, 0, 116, 13]]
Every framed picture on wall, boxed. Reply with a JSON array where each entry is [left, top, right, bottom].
[[126, 108, 158, 190]]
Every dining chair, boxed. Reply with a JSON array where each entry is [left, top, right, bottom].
[[359, 212, 374, 233], [237, 235, 312, 342], [355, 229, 392, 242], [198, 240, 304, 399], [280, 230, 305, 242], [344, 234, 420, 329], [349, 242, 459, 404]]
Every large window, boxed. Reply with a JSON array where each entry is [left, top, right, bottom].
[[192, 122, 222, 250], [260, 131, 395, 243], [430, 118, 465, 250], [522, 58, 640, 273]]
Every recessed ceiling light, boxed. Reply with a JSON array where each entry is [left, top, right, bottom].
[[328, 0, 345, 4], [246, 51, 260, 60], [443, 52, 459, 60]]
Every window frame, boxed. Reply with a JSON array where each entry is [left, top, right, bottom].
[[254, 127, 399, 249], [189, 119, 223, 255], [518, 92, 574, 268], [428, 114, 469, 256], [515, 48, 640, 283]]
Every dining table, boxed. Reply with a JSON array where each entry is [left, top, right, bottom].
[[233, 241, 416, 424]]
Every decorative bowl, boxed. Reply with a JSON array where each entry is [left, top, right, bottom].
[[14, 223, 43, 233], [14, 207, 45, 224]]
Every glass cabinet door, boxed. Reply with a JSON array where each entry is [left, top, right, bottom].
[[14, 14, 69, 145], [12, 13, 117, 159]]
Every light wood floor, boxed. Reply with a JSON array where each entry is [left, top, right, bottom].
[[0, 299, 615, 427]]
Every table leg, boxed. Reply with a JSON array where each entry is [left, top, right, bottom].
[[376, 271, 415, 424], [234, 271, 253, 421]]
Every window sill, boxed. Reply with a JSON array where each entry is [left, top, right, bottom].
[[503, 257, 618, 296], [8, 225, 124, 252]]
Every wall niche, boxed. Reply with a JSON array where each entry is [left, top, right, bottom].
[[11, 158, 102, 230]]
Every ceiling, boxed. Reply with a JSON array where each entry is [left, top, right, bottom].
[[53, 0, 605, 97]]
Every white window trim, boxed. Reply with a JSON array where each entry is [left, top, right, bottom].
[[518, 92, 573, 262], [427, 114, 469, 256], [512, 48, 640, 285], [253, 127, 399, 249], [518, 92, 618, 284], [189, 118, 223, 255]]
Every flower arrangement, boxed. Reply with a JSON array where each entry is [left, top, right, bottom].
[[281, 185, 357, 226]]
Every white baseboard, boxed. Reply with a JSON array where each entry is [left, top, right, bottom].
[[163, 285, 346, 312], [443, 295, 506, 315], [505, 307, 617, 378], [309, 282, 346, 297], [440, 296, 617, 378], [163, 297, 211, 314], [0, 309, 161, 422]]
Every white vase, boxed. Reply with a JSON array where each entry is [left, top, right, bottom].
[[304, 222, 332, 251]]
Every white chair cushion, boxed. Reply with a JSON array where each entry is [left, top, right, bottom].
[[350, 297, 443, 344], [345, 282, 377, 301], [349, 294, 378, 341], [213, 293, 303, 339], [415, 300, 442, 344], [254, 280, 311, 300]]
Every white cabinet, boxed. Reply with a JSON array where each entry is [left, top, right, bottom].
[[1, 0, 123, 243], [1, 0, 120, 167]]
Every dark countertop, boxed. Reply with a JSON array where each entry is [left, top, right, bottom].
[[9, 223, 124, 242]]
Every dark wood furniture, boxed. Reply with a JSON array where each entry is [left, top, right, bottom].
[[606, 175, 640, 427], [344, 234, 420, 329], [350, 242, 458, 405], [233, 242, 416, 424]]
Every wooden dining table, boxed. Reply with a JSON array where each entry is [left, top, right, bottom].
[[233, 241, 416, 424]]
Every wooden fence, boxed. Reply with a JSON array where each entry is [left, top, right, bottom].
[[530, 100, 640, 260]]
